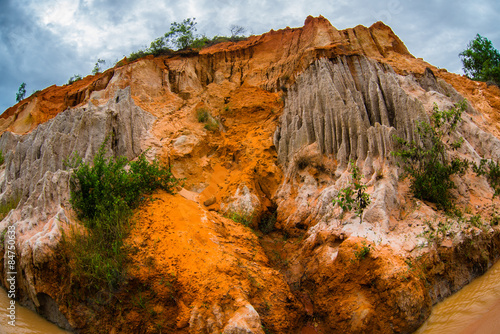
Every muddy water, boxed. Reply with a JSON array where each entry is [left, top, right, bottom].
[[0, 288, 70, 334], [415, 259, 500, 334]]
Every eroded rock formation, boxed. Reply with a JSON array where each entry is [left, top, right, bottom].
[[0, 15, 500, 334]]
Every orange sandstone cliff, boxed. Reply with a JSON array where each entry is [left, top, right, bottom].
[[1, 15, 500, 334]]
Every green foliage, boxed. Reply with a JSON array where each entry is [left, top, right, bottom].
[[334, 161, 371, 223], [354, 242, 372, 260], [68, 74, 83, 85], [0, 192, 22, 221], [127, 18, 247, 62], [66, 138, 179, 290], [165, 18, 199, 50], [0, 150, 4, 165], [227, 212, 253, 227], [196, 108, 210, 122], [196, 108, 219, 131], [92, 59, 105, 75], [16, 82, 26, 102], [392, 101, 469, 210], [473, 159, 500, 197], [460, 34, 500, 85]]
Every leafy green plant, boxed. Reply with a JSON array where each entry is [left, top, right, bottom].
[[68, 74, 82, 85], [473, 159, 500, 197], [333, 160, 371, 223], [127, 19, 247, 62], [164, 18, 200, 50], [354, 242, 372, 260], [204, 120, 219, 131], [392, 101, 469, 210], [460, 34, 500, 85], [91, 59, 105, 75], [65, 138, 179, 291], [16, 82, 26, 102]]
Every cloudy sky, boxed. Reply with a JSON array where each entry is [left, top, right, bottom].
[[1, 0, 499, 113]]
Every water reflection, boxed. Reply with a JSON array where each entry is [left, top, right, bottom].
[[0, 288, 70, 334]]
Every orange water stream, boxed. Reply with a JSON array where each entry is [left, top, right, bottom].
[[415, 259, 500, 334], [0, 288, 70, 334]]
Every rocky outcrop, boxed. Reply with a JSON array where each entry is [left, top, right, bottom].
[[1, 15, 500, 334], [0, 87, 156, 330]]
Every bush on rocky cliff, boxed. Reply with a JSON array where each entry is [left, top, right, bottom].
[[460, 34, 500, 85], [127, 18, 247, 62], [392, 101, 469, 210], [334, 161, 371, 223], [65, 138, 179, 290]]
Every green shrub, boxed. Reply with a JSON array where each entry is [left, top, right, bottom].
[[333, 160, 371, 223], [227, 211, 253, 227], [392, 101, 469, 210], [91, 59, 105, 75], [195, 108, 219, 131], [66, 138, 179, 290], [354, 242, 372, 260], [127, 19, 247, 62], [0, 192, 21, 221], [473, 159, 500, 197], [196, 108, 210, 122], [16, 82, 26, 102], [460, 34, 500, 85], [68, 74, 82, 85]]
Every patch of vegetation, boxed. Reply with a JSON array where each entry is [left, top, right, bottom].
[[473, 159, 500, 197], [68, 74, 83, 85], [354, 241, 372, 260], [196, 108, 210, 122], [196, 108, 219, 132], [460, 34, 500, 85], [0, 150, 4, 165], [227, 211, 253, 227], [0, 191, 22, 221], [65, 138, 179, 291], [418, 212, 492, 249], [91, 59, 105, 75], [127, 18, 247, 62], [392, 101, 469, 211], [16, 82, 26, 102], [333, 160, 371, 223]]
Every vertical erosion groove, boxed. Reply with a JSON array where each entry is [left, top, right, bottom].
[[276, 55, 424, 169]]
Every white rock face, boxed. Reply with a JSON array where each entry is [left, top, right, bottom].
[[222, 184, 262, 219], [222, 304, 265, 334], [0, 87, 156, 329], [274, 56, 426, 168]]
